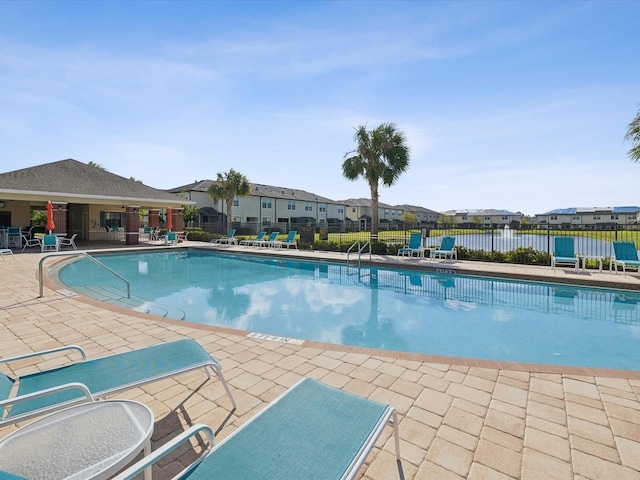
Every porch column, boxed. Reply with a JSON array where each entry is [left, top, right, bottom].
[[125, 205, 140, 245], [148, 209, 160, 228], [52, 202, 67, 235]]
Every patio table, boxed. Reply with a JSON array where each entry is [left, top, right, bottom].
[[579, 255, 604, 272], [0, 400, 154, 480]]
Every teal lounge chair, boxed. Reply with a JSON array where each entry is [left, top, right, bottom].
[[397, 232, 424, 257], [240, 231, 265, 246], [253, 231, 278, 247], [551, 237, 579, 271], [272, 230, 298, 249], [213, 229, 237, 245], [112, 378, 402, 480], [430, 236, 457, 260], [0, 339, 236, 427], [611, 241, 640, 276], [165, 231, 178, 245]]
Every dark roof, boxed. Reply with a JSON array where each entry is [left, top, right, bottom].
[[0, 159, 185, 205], [169, 180, 343, 205]]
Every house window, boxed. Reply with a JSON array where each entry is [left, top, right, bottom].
[[305, 202, 313, 212], [572, 216, 580, 220], [593, 216, 601, 220], [262, 217, 271, 225], [501, 216, 508, 220], [232, 216, 241, 222], [384, 209, 389, 215], [318, 218, 326, 224], [233, 196, 239, 207], [246, 217, 258, 222], [611, 215, 619, 220], [319, 204, 326, 213], [338, 206, 344, 214], [262, 198, 272, 208], [461, 216, 467, 221], [351, 207, 356, 213], [484, 216, 491, 221], [550, 215, 558, 220], [287, 200, 296, 211]]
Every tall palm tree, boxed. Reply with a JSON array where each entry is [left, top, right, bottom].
[[342, 123, 410, 237], [87, 161, 107, 170], [207, 169, 251, 235], [626, 107, 640, 163]]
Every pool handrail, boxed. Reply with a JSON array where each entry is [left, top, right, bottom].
[[39, 252, 130, 299], [347, 241, 372, 267]]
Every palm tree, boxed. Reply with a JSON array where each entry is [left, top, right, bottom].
[[88, 161, 107, 170], [342, 123, 410, 237], [207, 169, 251, 235], [625, 107, 640, 163]]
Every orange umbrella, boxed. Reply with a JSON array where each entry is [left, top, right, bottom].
[[46, 201, 55, 234], [166, 207, 173, 231]]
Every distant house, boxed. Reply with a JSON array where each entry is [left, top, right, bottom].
[[532, 206, 640, 229], [342, 198, 441, 229], [167, 181, 347, 233], [441, 209, 523, 227], [0, 159, 189, 242]]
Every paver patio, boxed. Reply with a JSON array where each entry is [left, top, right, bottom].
[[1, 245, 639, 479]]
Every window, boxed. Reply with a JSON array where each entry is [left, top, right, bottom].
[[232, 216, 241, 222], [262, 198, 272, 209], [305, 202, 313, 212], [233, 196, 239, 207], [351, 207, 356, 213], [100, 211, 125, 229], [287, 200, 296, 211], [318, 218, 326, 224], [484, 216, 491, 221], [246, 216, 258, 222], [461, 216, 467, 221], [318, 204, 326, 213], [338, 206, 344, 213], [262, 217, 271, 225], [384, 209, 389, 215], [611, 215, 619, 220], [572, 216, 580, 220], [550, 215, 558, 220], [391, 210, 396, 216], [501, 216, 508, 220], [593, 216, 601, 220]]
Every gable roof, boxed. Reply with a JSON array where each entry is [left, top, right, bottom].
[[0, 159, 188, 207], [169, 180, 344, 205]]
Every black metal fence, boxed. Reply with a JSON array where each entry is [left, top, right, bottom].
[[194, 222, 640, 265]]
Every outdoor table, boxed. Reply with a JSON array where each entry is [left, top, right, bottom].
[[0, 400, 154, 480], [580, 255, 604, 272]]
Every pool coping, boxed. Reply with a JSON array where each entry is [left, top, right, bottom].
[[42, 243, 640, 380]]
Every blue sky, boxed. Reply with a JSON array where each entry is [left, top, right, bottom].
[[1, 0, 638, 216]]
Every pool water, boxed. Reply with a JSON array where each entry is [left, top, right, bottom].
[[57, 250, 640, 371]]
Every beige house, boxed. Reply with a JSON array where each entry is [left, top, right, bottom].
[[169, 181, 346, 232], [0, 159, 190, 243], [343, 198, 440, 229], [441, 209, 523, 227]]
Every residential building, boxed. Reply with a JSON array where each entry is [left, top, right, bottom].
[[441, 209, 523, 227], [532, 207, 640, 229], [168, 181, 347, 232], [342, 198, 441, 229]]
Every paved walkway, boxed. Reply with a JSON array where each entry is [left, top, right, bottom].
[[0, 244, 639, 479]]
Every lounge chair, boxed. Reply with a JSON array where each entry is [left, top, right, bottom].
[[21, 234, 41, 252], [213, 229, 237, 245], [0, 338, 236, 427], [40, 234, 58, 252], [271, 230, 298, 249], [240, 231, 266, 246], [112, 378, 401, 480], [397, 232, 424, 257], [551, 237, 579, 271], [610, 241, 640, 276], [253, 231, 278, 247], [59, 233, 78, 250], [430, 236, 457, 260]]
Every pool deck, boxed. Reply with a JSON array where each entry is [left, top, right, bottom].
[[1, 242, 639, 479]]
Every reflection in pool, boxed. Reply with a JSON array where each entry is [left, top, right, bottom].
[[57, 250, 640, 370]]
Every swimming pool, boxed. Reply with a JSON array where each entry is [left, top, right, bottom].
[[56, 250, 640, 371]]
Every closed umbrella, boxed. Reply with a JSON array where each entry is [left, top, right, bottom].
[[46, 201, 55, 234], [166, 208, 173, 231]]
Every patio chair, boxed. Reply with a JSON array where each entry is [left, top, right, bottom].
[[165, 231, 178, 245], [610, 241, 640, 276], [240, 231, 266, 246], [551, 237, 579, 271], [21, 234, 41, 252], [430, 236, 457, 260], [0, 338, 236, 427], [271, 230, 298, 249], [59, 233, 78, 250], [397, 232, 424, 257], [0, 249, 14, 260], [6, 228, 21, 249], [40, 234, 58, 252], [112, 378, 402, 480], [253, 231, 278, 247], [213, 229, 237, 245]]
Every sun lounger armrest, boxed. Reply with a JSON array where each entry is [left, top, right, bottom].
[[0, 345, 88, 366], [112, 424, 215, 480], [0, 382, 95, 426]]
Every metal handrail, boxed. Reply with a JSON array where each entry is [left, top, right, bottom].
[[39, 252, 130, 299], [346, 241, 372, 267]]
